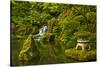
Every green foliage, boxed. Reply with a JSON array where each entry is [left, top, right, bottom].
[[74, 31, 91, 39], [65, 48, 96, 61], [60, 33, 70, 44], [40, 33, 55, 42], [89, 33, 96, 42], [40, 34, 49, 42], [85, 12, 96, 23], [11, 1, 96, 65], [65, 36, 77, 49], [53, 25, 61, 35]]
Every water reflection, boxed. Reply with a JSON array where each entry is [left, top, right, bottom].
[[12, 36, 77, 66]]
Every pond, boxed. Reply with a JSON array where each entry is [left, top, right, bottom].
[[11, 37, 79, 66]]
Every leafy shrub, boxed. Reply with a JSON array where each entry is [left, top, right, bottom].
[[89, 33, 96, 42], [60, 34, 70, 44], [65, 36, 77, 49], [40, 33, 55, 42], [85, 12, 96, 23], [53, 25, 61, 35]]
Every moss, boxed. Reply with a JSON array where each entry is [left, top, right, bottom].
[[65, 48, 96, 61], [19, 34, 32, 61]]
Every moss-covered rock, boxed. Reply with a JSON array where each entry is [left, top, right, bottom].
[[65, 48, 96, 61], [18, 34, 40, 65], [19, 34, 32, 61]]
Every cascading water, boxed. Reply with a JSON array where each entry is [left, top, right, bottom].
[[39, 25, 47, 36], [33, 25, 47, 40], [28, 25, 48, 57], [19, 25, 48, 61]]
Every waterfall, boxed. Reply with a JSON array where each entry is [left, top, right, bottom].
[[33, 25, 47, 40], [39, 25, 47, 35]]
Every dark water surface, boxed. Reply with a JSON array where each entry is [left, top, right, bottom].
[[11, 38, 78, 66]]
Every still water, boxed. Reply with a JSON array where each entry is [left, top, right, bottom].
[[11, 37, 78, 66]]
